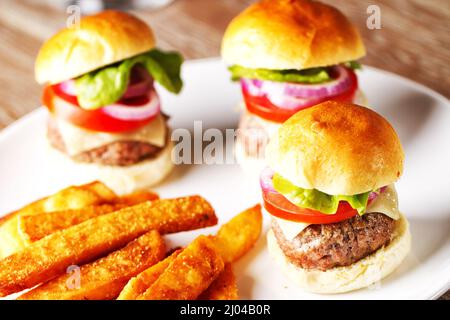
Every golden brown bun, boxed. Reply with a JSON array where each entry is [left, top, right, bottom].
[[266, 101, 404, 195], [222, 0, 365, 70], [35, 10, 155, 84], [267, 213, 411, 293]]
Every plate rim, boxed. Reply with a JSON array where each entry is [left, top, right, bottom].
[[0, 58, 449, 300]]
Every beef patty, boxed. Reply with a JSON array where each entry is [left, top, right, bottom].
[[272, 213, 396, 271], [47, 119, 166, 166]]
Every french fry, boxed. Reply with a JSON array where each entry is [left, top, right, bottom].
[[19, 191, 159, 242], [0, 181, 116, 225], [137, 236, 224, 300], [113, 191, 159, 205], [120, 204, 262, 300], [215, 204, 262, 263], [117, 249, 182, 300], [0, 181, 117, 258], [19, 204, 124, 243], [19, 230, 165, 300], [197, 205, 262, 300], [0, 196, 216, 297], [198, 264, 239, 300]]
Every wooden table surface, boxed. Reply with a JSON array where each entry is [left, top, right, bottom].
[[0, 0, 448, 299]]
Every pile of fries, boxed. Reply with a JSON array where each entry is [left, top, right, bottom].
[[0, 181, 262, 300]]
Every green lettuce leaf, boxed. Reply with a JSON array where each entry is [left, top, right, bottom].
[[272, 174, 371, 215], [344, 61, 362, 70], [75, 49, 183, 109], [228, 65, 331, 84]]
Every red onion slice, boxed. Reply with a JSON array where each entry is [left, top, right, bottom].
[[368, 186, 387, 202], [263, 92, 324, 110], [241, 78, 264, 97], [241, 66, 353, 110], [59, 80, 77, 96], [261, 66, 351, 98], [101, 91, 160, 121], [58, 67, 153, 100], [260, 167, 276, 193], [122, 67, 153, 99]]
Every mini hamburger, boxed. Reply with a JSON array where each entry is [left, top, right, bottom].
[[221, 0, 367, 173], [35, 10, 183, 193], [262, 101, 411, 293]]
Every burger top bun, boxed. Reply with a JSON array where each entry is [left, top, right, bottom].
[[222, 0, 365, 70], [266, 101, 404, 195], [35, 10, 155, 84]]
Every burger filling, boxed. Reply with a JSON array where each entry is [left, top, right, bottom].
[[43, 49, 183, 166], [47, 115, 169, 166], [261, 168, 400, 271], [230, 62, 362, 158], [272, 213, 395, 271]]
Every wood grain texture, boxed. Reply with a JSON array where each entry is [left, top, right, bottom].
[[0, 0, 448, 129], [0, 0, 448, 299]]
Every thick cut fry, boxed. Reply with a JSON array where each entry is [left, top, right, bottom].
[[0, 181, 116, 225], [19, 191, 159, 242], [215, 204, 262, 263], [0, 196, 216, 297], [0, 181, 117, 258], [125, 205, 262, 300], [198, 264, 239, 300], [113, 191, 159, 205], [19, 230, 165, 300], [117, 249, 182, 300], [138, 236, 224, 300], [19, 204, 125, 243]]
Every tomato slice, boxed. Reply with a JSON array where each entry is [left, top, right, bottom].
[[262, 190, 359, 224], [242, 67, 358, 123], [43, 86, 156, 133]]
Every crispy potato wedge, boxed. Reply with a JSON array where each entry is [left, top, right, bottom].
[[19, 191, 159, 242], [0, 196, 216, 297], [138, 236, 224, 300], [215, 204, 262, 263], [0, 181, 117, 258], [117, 249, 182, 300], [198, 264, 239, 300], [19, 230, 165, 300]]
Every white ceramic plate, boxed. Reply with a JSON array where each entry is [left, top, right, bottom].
[[0, 58, 449, 300]]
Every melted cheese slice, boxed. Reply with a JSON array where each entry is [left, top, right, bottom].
[[366, 185, 400, 220], [273, 185, 400, 241], [273, 216, 311, 241], [56, 114, 166, 156]]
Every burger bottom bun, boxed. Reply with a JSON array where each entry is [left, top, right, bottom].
[[46, 140, 174, 195], [267, 213, 411, 294]]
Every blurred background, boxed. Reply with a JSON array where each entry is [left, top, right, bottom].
[[0, 0, 448, 128]]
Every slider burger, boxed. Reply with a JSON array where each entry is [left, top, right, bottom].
[[35, 10, 183, 193], [221, 0, 367, 173], [262, 101, 411, 293]]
